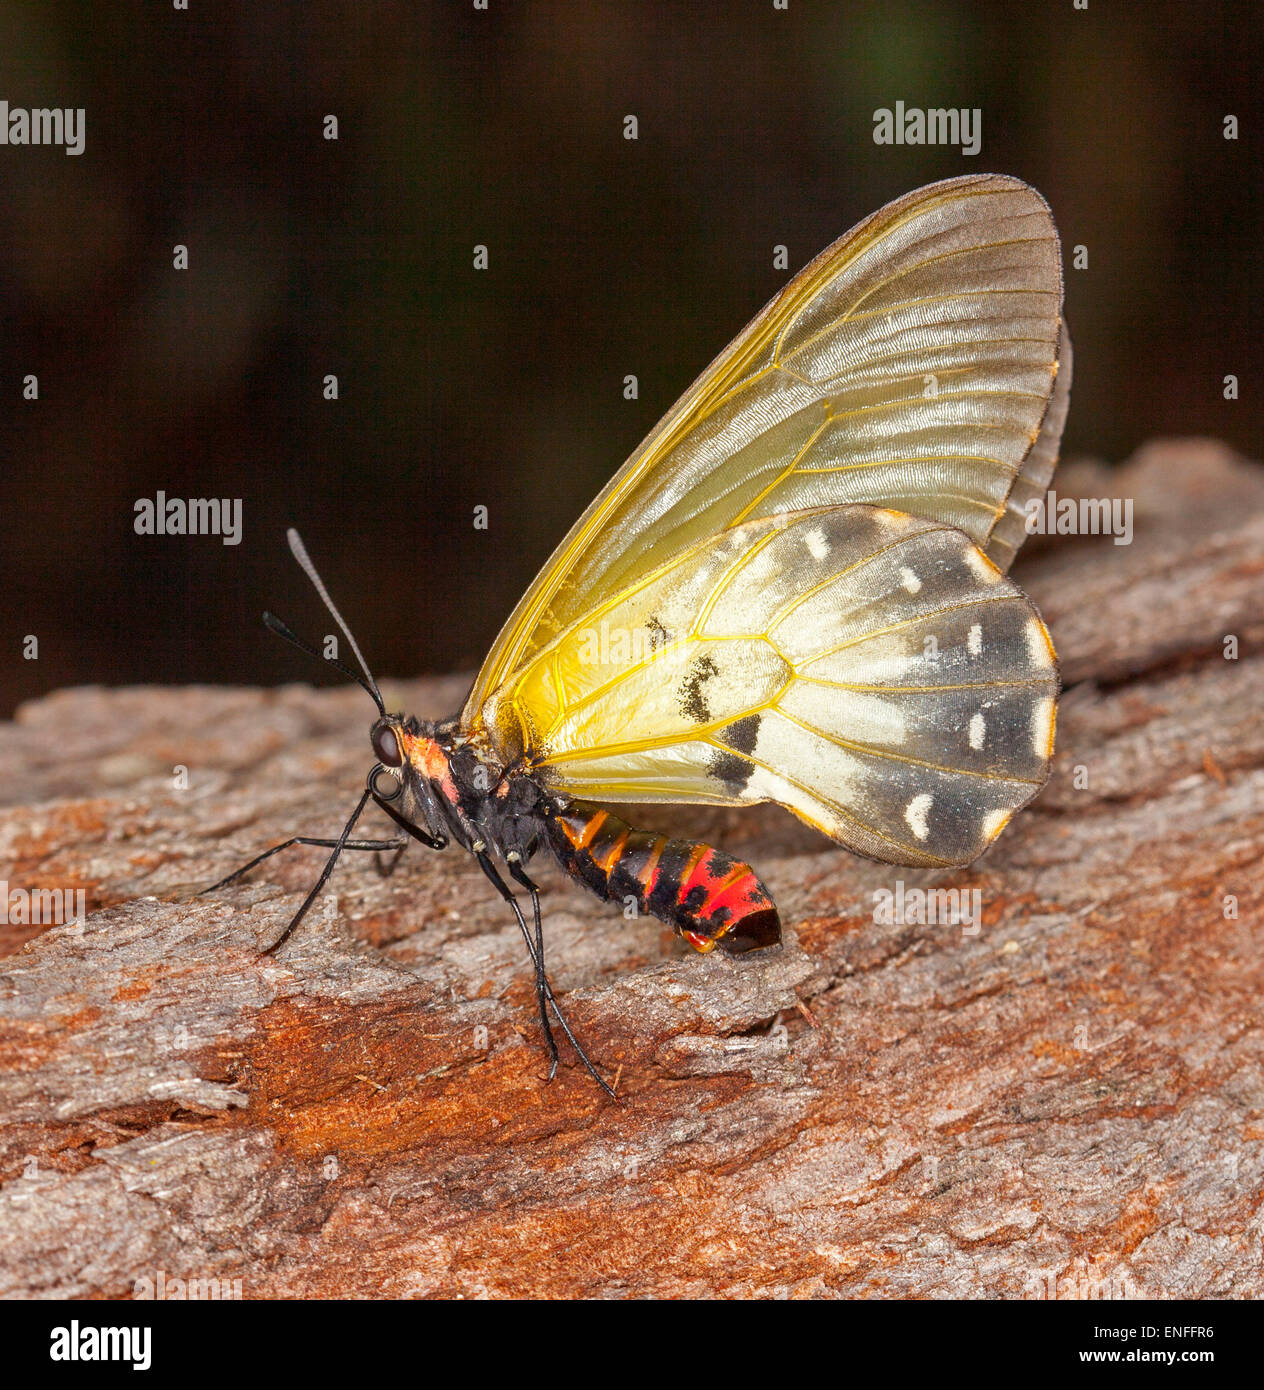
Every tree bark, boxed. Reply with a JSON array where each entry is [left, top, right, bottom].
[[2, 439, 1262, 1299]]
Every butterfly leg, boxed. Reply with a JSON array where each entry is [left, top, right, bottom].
[[202, 834, 407, 894], [506, 858, 556, 1079], [474, 853, 557, 1077], [374, 844, 408, 878], [204, 793, 448, 956], [474, 852, 615, 1098], [237, 787, 381, 954]]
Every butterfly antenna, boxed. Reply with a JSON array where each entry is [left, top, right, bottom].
[[261, 611, 384, 713], [284, 528, 386, 716]]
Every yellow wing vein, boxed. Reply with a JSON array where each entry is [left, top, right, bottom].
[[547, 779, 752, 806], [725, 412, 835, 530], [531, 689, 788, 768], [778, 340, 1058, 400], [701, 737, 957, 866], [796, 453, 1015, 476], [690, 527, 783, 634], [777, 232, 1056, 367], [798, 676, 1053, 693], [550, 648, 566, 719], [774, 708, 1043, 786], [779, 387, 1052, 422], [802, 593, 1029, 668], [781, 285, 1059, 338], [763, 526, 952, 633], [814, 330, 1057, 377]]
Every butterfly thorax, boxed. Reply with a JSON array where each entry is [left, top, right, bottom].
[[390, 715, 547, 861]]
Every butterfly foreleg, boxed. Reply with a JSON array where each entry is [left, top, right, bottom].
[[202, 833, 407, 894]]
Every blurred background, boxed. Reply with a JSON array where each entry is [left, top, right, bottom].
[[2, 0, 1258, 717]]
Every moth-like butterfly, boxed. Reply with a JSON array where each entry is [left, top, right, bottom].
[[207, 174, 1070, 1092]]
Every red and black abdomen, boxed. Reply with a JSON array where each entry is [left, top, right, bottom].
[[544, 801, 781, 954]]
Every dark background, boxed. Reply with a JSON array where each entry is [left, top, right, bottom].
[[2, 0, 1258, 718]]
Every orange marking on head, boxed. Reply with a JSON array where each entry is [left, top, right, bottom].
[[402, 732, 459, 804], [402, 732, 449, 782]]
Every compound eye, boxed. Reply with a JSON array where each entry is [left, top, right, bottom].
[[372, 723, 403, 768]]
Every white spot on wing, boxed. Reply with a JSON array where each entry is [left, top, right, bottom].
[[969, 711, 986, 750], [904, 793, 932, 841], [1031, 696, 1056, 757], [964, 547, 1002, 584], [983, 808, 1010, 841], [968, 623, 983, 656], [805, 528, 829, 561], [899, 566, 922, 594], [1025, 617, 1055, 669]]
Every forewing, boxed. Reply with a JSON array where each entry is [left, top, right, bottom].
[[488, 506, 1059, 868], [466, 173, 1068, 740], [986, 328, 1073, 570]]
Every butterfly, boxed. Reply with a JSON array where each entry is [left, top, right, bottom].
[[206, 174, 1070, 1094]]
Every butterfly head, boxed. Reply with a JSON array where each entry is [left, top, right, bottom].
[[367, 714, 457, 845]]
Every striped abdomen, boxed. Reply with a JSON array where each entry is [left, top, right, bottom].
[[545, 801, 781, 954]]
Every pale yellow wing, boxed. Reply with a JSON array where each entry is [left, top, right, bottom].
[[986, 329, 1072, 570], [485, 505, 1058, 868], [464, 174, 1068, 749]]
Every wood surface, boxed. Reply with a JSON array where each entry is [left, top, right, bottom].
[[2, 439, 1262, 1299]]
